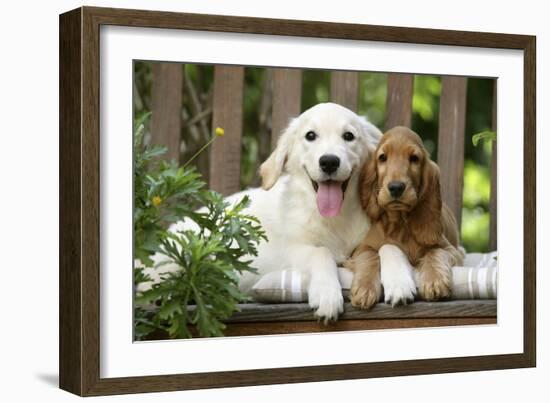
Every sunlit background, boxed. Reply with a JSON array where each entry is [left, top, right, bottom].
[[134, 62, 494, 252]]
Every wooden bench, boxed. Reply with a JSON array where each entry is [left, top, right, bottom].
[[147, 64, 498, 336]]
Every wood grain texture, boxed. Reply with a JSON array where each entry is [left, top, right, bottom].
[[209, 65, 244, 195], [227, 301, 496, 322], [385, 73, 414, 130], [523, 37, 536, 367], [81, 7, 102, 396], [82, 6, 533, 49], [437, 76, 468, 229], [59, 6, 537, 396], [158, 301, 495, 323], [150, 63, 182, 162], [271, 68, 302, 149], [85, 353, 530, 396], [330, 71, 359, 111], [59, 8, 82, 395], [489, 80, 498, 250], [144, 317, 496, 339], [218, 317, 495, 337]]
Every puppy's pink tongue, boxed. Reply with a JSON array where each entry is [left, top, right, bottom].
[[316, 181, 343, 217]]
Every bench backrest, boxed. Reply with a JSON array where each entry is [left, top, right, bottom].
[[148, 64, 497, 249]]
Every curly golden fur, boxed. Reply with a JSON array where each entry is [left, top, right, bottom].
[[346, 126, 464, 309]]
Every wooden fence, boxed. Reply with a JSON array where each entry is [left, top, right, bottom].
[[149, 63, 497, 250]]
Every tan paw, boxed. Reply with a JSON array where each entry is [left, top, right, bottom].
[[417, 269, 451, 301], [350, 278, 382, 310]]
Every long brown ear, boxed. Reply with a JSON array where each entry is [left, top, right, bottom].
[[259, 118, 296, 190], [359, 154, 382, 220], [408, 160, 443, 246]]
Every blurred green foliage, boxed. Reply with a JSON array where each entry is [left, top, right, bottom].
[[358, 72, 388, 128], [302, 70, 330, 110], [134, 62, 495, 252], [461, 160, 491, 250]]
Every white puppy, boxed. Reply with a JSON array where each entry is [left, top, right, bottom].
[[143, 103, 397, 321], [230, 102, 383, 320]]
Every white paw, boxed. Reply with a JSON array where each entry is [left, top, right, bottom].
[[308, 281, 344, 322], [379, 245, 417, 306], [382, 273, 416, 306]]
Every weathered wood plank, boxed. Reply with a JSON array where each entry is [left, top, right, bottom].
[[150, 62, 183, 162], [221, 317, 496, 337], [222, 300, 496, 323], [385, 73, 414, 130], [437, 76, 468, 229], [142, 302, 496, 339], [144, 317, 496, 340], [271, 68, 302, 150], [141, 300, 496, 325], [209, 65, 244, 195], [489, 80, 498, 250], [257, 69, 274, 168], [330, 71, 359, 111]]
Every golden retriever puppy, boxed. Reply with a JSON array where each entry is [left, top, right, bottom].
[[144, 103, 384, 322], [345, 126, 464, 309]]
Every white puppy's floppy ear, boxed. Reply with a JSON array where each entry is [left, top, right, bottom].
[[359, 116, 383, 151], [259, 118, 297, 190]]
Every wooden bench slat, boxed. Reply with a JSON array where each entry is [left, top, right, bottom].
[[225, 300, 496, 323], [220, 317, 496, 337], [209, 65, 245, 195], [150, 62, 183, 161], [489, 80, 498, 250], [271, 68, 302, 150], [437, 76, 468, 228], [385, 73, 414, 130], [142, 300, 496, 323], [142, 300, 496, 339], [330, 71, 359, 111]]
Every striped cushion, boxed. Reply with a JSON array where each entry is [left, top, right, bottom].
[[251, 251, 498, 303], [251, 269, 309, 303], [453, 252, 498, 299]]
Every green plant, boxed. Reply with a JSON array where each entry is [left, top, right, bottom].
[[472, 130, 496, 146], [133, 113, 203, 268], [133, 114, 266, 339]]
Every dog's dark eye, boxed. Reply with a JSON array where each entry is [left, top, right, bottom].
[[342, 132, 355, 141], [378, 153, 387, 162], [305, 131, 317, 141], [409, 155, 419, 163]]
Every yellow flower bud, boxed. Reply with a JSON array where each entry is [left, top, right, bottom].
[[152, 196, 162, 207], [215, 127, 225, 137]]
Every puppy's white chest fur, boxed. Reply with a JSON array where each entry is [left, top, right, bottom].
[[241, 173, 369, 266], [299, 200, 369, 264]]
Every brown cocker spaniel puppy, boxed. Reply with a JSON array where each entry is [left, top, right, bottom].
[[346, 126, 464, 309]]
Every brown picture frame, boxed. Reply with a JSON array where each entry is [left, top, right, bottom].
[[59, 6, 536, 396]]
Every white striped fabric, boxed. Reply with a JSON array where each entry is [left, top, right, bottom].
[[251, 251, 498, 303], [252, 269, 308, 303]]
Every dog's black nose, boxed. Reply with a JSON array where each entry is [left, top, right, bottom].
[[388, 181, 406, 198], [319, 154, 340, 175]]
